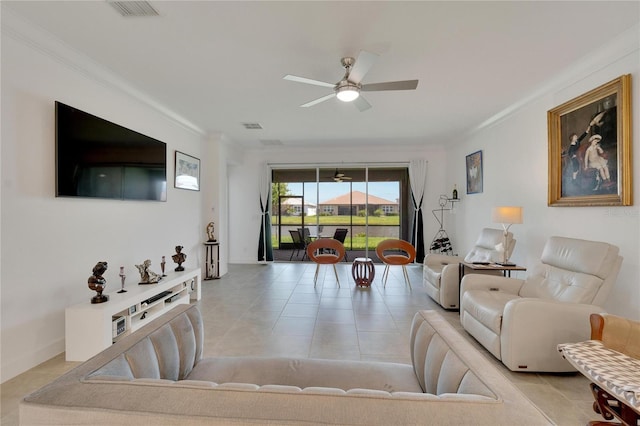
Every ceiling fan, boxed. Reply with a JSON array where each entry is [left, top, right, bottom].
[[283, 50, 418, 112], [333, 169, 352, 183]]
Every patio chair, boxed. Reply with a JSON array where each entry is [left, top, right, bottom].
[[288, 230, 307, 261], [298, 227, 312, 244], [332, 228, 349, 261]]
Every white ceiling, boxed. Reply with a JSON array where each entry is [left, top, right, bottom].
[[4, 1, 640, 149]]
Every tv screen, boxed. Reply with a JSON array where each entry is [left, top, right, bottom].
[[56, 102, 167, 201]]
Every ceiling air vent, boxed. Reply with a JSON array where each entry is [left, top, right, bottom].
[[242, 123, 263, 130], [108, 1, 159, 17]]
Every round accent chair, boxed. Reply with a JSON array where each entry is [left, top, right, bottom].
[[376, 239, 416, 289], [307, 238, 346, 287]]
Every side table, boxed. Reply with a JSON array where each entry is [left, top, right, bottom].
[[352, 257, 375, 288], [204, 241, 220, 280]]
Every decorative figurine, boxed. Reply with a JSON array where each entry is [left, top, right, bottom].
[[172, 245, 186, 271], [118, 266, 127, 293], [161, 256, 167, 276], [88, 261, 109, 304], [135, 259, 162, 284], [206, 222, 216, 242]]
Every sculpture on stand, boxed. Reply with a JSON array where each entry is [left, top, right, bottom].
[[118, 266, 127, 293], [135, 259, 162, 284], [172, 245, 186, 271], [88, 261, 109, 304], [206, 222, 216, 242]]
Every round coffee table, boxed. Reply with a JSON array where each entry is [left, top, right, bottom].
[[352, 257, 375, 288]]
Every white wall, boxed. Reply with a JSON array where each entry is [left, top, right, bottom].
[[227, 145, 447, 264], [446, 26, 640, 320], [1, 16, 206, 381]]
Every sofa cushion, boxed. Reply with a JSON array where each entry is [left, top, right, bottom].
[[186, 357, 423, 394], [87, 306, 203, 382], [410, 311, 497, 399]]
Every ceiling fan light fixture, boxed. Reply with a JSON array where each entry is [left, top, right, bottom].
[[336, 85, 360, 102]]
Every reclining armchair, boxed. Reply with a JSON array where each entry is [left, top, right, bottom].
[[460, 236, 622, 372], [423, 228, 514, 309]]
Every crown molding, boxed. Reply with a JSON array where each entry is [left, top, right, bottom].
[[468, 23, 640, 138], [1, 6, 205, 136]]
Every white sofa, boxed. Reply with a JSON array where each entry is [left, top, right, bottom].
[[423, 228, 514, 309], [21, 304, 551, 425], [460, 236, 622, 372]]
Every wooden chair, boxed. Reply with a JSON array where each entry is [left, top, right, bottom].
[[376, 239, 416, 289], [581, 313, 640, 425], [307, 238, 346, 287]]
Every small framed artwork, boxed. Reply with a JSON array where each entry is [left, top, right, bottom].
[[466, 150, 483, 194], [548, 74, 632, 206], [174, 151, 200, 191]]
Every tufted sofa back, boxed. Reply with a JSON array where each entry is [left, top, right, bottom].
[[87, 305, 204, 381], [409, 311, 495, 398], [519, 236, 622, 306]]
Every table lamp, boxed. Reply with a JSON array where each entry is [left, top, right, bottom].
[[492, 206, 523, 265]]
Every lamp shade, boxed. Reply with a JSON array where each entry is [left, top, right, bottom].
[[492, 206, 523, 225]]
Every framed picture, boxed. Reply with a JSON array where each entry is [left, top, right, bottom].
[[174, 151, 200, 191], [466, 150, 483, 194], [548, 74, 632, 206]]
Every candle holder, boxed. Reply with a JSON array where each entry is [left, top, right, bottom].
[[161, 256, 167, 277], [118, 266, 127, 293]]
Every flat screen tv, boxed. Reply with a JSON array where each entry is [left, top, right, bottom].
[[56, 102, 167, 201]]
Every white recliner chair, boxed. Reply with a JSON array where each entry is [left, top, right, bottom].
[[423, 228, 514, 309], [460, 236, 622, 372]]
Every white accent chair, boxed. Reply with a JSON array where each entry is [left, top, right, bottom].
[[423, 228, 514, 309], [460, 236, 622, 372]]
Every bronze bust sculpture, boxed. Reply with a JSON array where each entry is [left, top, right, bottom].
[[88, 261, 109, 304], [172, 245, 186, 271]]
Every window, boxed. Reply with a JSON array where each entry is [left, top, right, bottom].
[[382, 205, 395, 214]]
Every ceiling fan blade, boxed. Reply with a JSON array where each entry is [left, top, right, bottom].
[[361, 80, 419, 91], [353, 95, 372, 112], [283, 75, 335, 88], [348, 50, 378, 84], [300, 93, 335, 108]]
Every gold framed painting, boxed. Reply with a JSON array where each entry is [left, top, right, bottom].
[[547, 74, 632, 206]]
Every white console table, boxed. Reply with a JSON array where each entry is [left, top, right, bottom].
[[65, 268, 201, 361]]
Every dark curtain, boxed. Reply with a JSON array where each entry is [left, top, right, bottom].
[[411, 192, 425, 262], [258, 194, 273, 262]]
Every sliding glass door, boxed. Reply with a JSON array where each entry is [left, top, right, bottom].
[[271, 166, 409, 258]]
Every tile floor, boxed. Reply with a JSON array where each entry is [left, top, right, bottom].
[[2, 262, 603, 425]]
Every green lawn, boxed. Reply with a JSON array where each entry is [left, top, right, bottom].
[[273, 235, 388, 250], [272, 215, 398, 249], [274, 215, 399, 226]]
